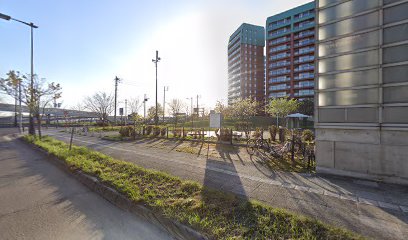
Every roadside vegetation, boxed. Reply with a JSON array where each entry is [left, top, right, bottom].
[[24, 135, 362, 240]]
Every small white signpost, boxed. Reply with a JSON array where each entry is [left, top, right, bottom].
[[209, 113, 222, 129]]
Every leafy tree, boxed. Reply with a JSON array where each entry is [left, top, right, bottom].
[[298, 99, 314, 116], [147, 103, 163, 122], [267, 97, 299, 126], [230, 98, 259, 123], [167, 99, 185, 127], [83, 92, 114, 124], [1, 71, 62, 137], [214, 100, 232, 117], [0, 71, 21, 127]]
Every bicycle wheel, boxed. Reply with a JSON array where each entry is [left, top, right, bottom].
[[246, 139, 257, 155], [261, 140, 270, 154]]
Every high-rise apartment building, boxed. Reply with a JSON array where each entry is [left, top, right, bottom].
[[228, 23, 265, 105], [316, 0, 408, 184], [265, 2, 316, 102]]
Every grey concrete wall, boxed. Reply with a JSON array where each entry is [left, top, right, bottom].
[[316, 128, 408, 184]]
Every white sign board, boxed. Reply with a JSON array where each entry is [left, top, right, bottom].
[[209, 113, 222, 128]]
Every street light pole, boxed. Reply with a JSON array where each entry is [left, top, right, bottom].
[[114, 76, 121, 124], [143, 94, 149, 124], [152, 50, 161, 126], [0, 13, 38, 135], [163, 86, 168, 123], [186, 97, 193, 128]]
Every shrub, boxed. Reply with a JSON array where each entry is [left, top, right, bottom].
[[302, 129, 314, 143], [119, 126, 133, 137], [173, 128, 182, 138], [269, 125, 278, 141], [160, 127, 167, 137], [252, 128, 262, 139], [216, 128, 232, 142], [146, 125, 153, 135], [153, 126, 161, 136]]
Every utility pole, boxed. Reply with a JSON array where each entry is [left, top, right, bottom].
[[152, 50, 161, 125], [125, 99, 128, 124], [114, 76, 121, 124], [186, 97, 193, 128], [14, 86, 17, 127], [196, 94, 200, 118], [143, 94, 149, 124], [19, 80, 22, 132], [163, 86, 168, 123]]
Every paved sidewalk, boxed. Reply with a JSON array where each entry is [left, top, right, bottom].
[[0, 128, 173, 240], [45, 129, 408, 240]]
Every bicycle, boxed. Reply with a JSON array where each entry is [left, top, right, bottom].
[[269, 141, 291, 159], [246, 137, 270, 155]]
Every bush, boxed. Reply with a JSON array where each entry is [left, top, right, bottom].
[[173, 128, 182, 138], [216, 128, 232, 142], [252, 128, 262, 139], [279, 127, 290, 143], [146, 125, 153, 135], [153, 126, 161, 136], [160, 127, 167, 137], [269, 125, 278, 141], [302, 129, 314, 143], [119, 126, 134, 137]]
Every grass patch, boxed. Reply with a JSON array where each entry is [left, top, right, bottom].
[[101, 134, 126, 141], [24, 135, 363, 240]]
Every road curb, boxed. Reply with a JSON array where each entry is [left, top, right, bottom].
[[20, 138, 207, 240]]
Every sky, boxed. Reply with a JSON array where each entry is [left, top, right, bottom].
[[0, 0, 310, 115]]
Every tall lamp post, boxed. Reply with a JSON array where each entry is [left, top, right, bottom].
[[163, 86, 168, 123], [143, 94, 149, 124], [0, 13, 38, 134], [186, 97, 193, 128], [152, 50, 161, 125]]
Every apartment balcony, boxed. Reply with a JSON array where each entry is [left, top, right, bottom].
[[293, 22, 315, 31], [268, 37, 290, 46], [269, 62, 291, 68], [294, 56, 315, 64], [294, 48, 315, 56], [294, 66, 315, 72], [270, 70, 291, 76], [270, 53, 291, 61], [294, 74, 315, 80], [269, 45, 290, 53], [294, 31, 314, 39], [269, 85, 291, 91], [293, 83, 315, 89], [294, 39, 315, 48]]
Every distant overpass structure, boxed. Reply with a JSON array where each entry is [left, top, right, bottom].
[[0, 103, 99, 124]]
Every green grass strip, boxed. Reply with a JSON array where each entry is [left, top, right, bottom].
[[24, 135, 363, 240]]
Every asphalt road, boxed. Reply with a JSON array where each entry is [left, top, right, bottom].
[[0, 128, 173, 240]]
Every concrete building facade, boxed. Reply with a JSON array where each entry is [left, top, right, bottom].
[[266, 2, 316, 102], [315, 0, 408, 184], [228, 23, 265, 105]]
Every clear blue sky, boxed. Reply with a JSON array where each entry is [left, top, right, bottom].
[[1, 0, 310, 113]]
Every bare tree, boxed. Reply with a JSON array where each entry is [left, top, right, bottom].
[[167, 99, 185, 127], [128, 97, 142, 114], [71, 103, 85, 112], [83, 92, 114, 124]]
